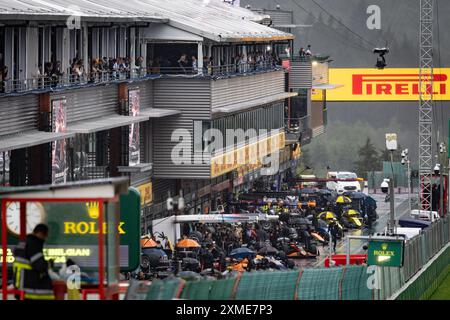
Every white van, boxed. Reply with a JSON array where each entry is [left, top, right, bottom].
[[326, 171, 361, 194]]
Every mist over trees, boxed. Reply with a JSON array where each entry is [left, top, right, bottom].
[[243, 0, 450, 176]]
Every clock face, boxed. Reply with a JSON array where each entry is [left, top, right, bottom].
[[6, 202, 45, 236]]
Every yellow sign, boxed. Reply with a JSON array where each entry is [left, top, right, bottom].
[[137, 182, 153, 206], [63, 221, 126, 235], [314, 68, 450, 101], [211, 132, 286, 178]]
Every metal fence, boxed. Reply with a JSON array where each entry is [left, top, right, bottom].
[[395, 245, 450, 300], [367, 163, 419, 190], [379, 215, 450, 299], [125, 265, 374, 300], [0, 61, 280, 96]]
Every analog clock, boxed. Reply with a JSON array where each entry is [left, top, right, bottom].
[[5, 202, 46, 236]]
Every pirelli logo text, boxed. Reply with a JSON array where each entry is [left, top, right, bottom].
[[352, 74, 447, 96], [318, 68, 450, 102]]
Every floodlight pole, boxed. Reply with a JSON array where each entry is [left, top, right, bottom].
[[388, 152, 396, 235]]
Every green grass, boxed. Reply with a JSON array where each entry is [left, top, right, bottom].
[[429, 271, 450, 300]]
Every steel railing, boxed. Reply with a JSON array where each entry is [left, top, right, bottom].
[[151, 60, 280, 76], [0, 68, 149, 94], [0, 61, 281, 95]]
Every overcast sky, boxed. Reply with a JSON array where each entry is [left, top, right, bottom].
[[243, 0, 450, 166]]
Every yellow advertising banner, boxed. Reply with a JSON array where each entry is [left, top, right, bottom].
[[314, 68, 450, 101], [210, 132, 286, 178], [137, 182, 153, 206]]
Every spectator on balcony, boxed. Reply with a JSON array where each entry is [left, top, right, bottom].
[[151, 57, 161, 74], [177, 54, 189, 74], [232, 54, 240, 73], [135, 56, 144, 75], [239, 53, 247, 73], [207, 56, 213, 75], [91, 58, 101, 82], [191, 56, 198, 74], [299, 47, 306, 57], [112, 59, 119, 78], [71, 59, 85, 82], [51, 61, 64, 87], [305, 45, 312, 56], [203, 56, 209, 74], [0, 66, 9, 93]]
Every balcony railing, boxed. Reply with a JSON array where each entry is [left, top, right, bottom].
[[0, 69, 151, 95], [0, 61, 281, 96], [151, 60, 279, 76]]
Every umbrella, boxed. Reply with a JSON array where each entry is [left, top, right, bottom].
[[230, 247, 255, 260], [297, 218, 312, 225], [318, 189, 333, 195], [257, 244, 278, 256], [298, 188, 317, 195], [141, 237, 157, 248], [345, 191, 366, 200], [347, 209, 360, 217], [200, 269, 222, 276], [336, 196, 352, 204], [318, 211, 336, 220], [177, 271, 201, 281], [176, 239, 201, 248]]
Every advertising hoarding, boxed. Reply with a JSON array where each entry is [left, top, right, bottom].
[[313, 68, 450, 101], [128, 89, 140, 167], [367, 239, 404, 267], [51, 99, 67, 184]]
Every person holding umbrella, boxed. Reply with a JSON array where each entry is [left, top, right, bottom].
[[329, 219, 339, 253]]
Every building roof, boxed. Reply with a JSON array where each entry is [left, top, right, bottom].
[[0, 0, 293, 42], [0, 130, 75, 153], [138, 0, 294, 42], [0, 0, 166, 23]]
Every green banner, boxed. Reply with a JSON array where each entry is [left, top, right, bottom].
[[119, 187, 141, 272], [1, 187, 140, 272], [367, 240, 404, 267]]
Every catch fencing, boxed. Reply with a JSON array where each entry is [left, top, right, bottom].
[[367, 161, 419, 190], [126, 266, 374, 300], [377, 215, 450, 299], [126, 216, 450, 300]]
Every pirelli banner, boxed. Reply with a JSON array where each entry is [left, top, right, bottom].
[[313, 68, 450, 101]]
